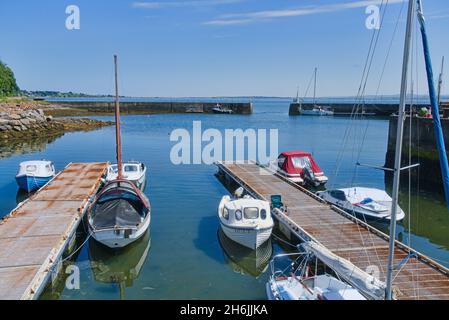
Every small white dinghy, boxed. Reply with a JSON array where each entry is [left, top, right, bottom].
[[218, 194, 273, 250], [317, 187, 405, 221], [267, 242, 386, 300], [105, 162, 147, 190]]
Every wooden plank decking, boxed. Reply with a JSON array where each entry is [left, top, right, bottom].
[[217, 161, 449, 300], [0, 162, 108, 300]]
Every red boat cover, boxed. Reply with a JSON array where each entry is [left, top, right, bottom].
[[280, 151, 323, 175]]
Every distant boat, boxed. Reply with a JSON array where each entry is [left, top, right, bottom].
[[269, 151, 328, 187], [212, 103, 233, 114], [218, 194, 273, 250], [317, 187, 405, 221], [299, 68, 334, 116], [105, 161, 147, 191], [88, 55, 151, 249], [15, 160, 55, 192]]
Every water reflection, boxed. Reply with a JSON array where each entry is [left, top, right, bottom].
[[88, 230, 151, 299], [0, 134, 62, 159], [217, 228, 272, 278]]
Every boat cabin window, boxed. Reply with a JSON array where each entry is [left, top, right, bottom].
[[244, 207, 259, 219], [260, 209, 267, 220], [330, 190, 346, 201], [223, 207, 229, 220], [125, 165, 139, 172], [25, 165, 37, 172], [292, 156, 312, 169], [235, 209, 242, 221]]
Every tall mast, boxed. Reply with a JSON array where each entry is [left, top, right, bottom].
[[437, 56, 445, 107], [385, 0, 415, 300], [313, 67, 317, 105], [114, 54, 123, 180], [296, 85, 300, 103], [417, 1, 449, 208]]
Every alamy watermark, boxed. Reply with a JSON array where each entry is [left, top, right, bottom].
[[365, 5, 380, 30], [169, 121, 278, 167], [66, 5, 80, 30]]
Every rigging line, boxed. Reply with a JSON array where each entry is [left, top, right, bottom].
[[345, 1, 396, 272], [303, 69, 316, 101]]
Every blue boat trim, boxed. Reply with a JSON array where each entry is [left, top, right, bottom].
[[15, 175, 53, 192]]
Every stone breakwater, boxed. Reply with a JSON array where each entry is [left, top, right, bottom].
[[0, 108, 113, 141]]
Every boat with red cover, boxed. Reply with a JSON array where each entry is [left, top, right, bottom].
[[269, 151, 328, 187]]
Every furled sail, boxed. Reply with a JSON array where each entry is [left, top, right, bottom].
[[417, 0, 449, 209], [302, 241, 386, 300]]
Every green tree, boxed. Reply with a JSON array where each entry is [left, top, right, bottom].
[[0, 60, 19, 97]]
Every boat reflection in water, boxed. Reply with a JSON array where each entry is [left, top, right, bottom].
[[218, 228, 272, 278], [88, 230, 151, 299]]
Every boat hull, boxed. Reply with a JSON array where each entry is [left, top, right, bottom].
[[15, 175, 52, 192], [89, 213, 151, 249], [220, 223, 272, 250]]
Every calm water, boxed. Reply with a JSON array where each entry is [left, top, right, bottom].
[[0, 98, 448, 300]]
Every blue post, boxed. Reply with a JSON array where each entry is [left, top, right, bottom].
[[417, 0, 449, 209]]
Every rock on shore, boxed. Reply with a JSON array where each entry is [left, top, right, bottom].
[[0, 107, 113, 141]]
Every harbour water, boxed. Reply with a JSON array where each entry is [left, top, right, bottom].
[[0, 98, 448, 300]]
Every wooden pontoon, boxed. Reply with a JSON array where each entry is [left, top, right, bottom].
[[0, 162, 108, 300], [216, 161, 449, 300]]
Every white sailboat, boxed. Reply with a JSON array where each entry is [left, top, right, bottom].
[[299, 68, 334, 116]]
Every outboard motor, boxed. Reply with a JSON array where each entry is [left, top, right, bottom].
[[301, 167, 317, 186]]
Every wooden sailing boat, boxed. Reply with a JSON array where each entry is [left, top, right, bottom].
[[87, 55, 151, 249]]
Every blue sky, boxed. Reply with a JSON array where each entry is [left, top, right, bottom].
[[0, 0, 448, 97]]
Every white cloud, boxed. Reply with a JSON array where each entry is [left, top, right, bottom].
[[132, 0, 246, 9], [204, 0, 406, 26]]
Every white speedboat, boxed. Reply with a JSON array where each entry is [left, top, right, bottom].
[[105, 162, 147, 190], [218, 195, 273, 250], [317, 187, 405, 221], [88, 180, 151, 249], [15, 160, 55, 192], [212, 104, 233, 114], [266, 241, 385, 300]]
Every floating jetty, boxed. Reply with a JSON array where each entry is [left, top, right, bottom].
[[216, 161, 449, 300], [0, 162, 108, 300], [52, 101, 253, 115]]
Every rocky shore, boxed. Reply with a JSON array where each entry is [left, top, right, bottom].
[[0, 99, 113, 141]]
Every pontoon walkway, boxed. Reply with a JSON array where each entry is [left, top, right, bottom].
[[216, 161, 449, 300], [0, 162, 108, 300]]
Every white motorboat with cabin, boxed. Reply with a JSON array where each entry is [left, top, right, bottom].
[[317, 187, 405, 221], [218, 194, 273, 250], [105, 161, 147, 190], [212, 103, 233, 114], [266, 241, 385, 300], [15, 160, 55, 192]]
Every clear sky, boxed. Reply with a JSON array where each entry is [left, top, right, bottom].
[[0, 0, 448, 97]]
